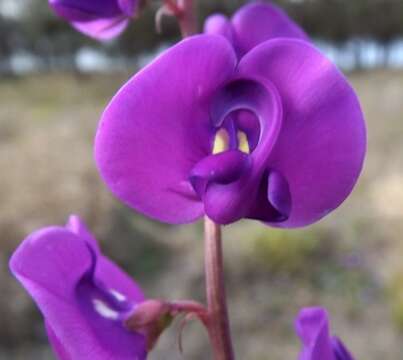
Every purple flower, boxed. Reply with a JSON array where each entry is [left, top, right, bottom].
[[204, 2, 310, 57], [9, 215, 147, 360], [296, 307, 355, 360], [48, 0, 137, 40], [95, 20, 365, 227]]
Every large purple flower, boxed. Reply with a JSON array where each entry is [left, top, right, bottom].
[[204, 1, 309, 57], [9, 215, 147, 360], [49, 0, 137, 40], [95, 25, 365, 227], [296, 307, 355, 360]]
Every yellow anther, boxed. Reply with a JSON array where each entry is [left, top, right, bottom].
[[238, 131, 250, 154], [213, 129, 229, 154]]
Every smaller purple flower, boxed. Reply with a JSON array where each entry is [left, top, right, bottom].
[[296, 307, 355, 360], [9, 215, 147, 360], [204, 1, 309, 57], [49, 0, 137, 40]]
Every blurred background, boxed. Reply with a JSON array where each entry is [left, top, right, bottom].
[[1, 0, 403, 359]]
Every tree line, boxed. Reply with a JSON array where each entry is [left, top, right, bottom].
[[1, 0, 403, 72]]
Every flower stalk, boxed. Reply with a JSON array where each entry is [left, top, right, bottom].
[[177, 0, 197, 37], [170, 0, 235, 356], [204, 217, 235, 360]]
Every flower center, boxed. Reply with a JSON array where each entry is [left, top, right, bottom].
[[212, 127, 250, 155], [212, 128, 230, 154], [77, 278, 133, 324], [237, 131, 250, 154], [109, 288, 127, 302], [188, 76, 288, 224]]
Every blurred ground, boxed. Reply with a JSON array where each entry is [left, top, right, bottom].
[[0, 70, 403, 359]]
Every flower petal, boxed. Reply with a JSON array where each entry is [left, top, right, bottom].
[[234, 109, 260, 151], [266, 169, 291, 219], [204, 14, 234, 45], [65, 215, 144, 303], [190, 150, 251, 224], [332, 337, 355, 360], [49, 0, 122, 20], [66, 214, 100, 253], [49, 0, 128, 40], [189, 149, 251, 199], [246, 169, 289, 223], [96, 255, 145, 304], [239, 39, 366, 227], [295, 307, 335, 360], [205, 77, 284, 224], [45, 322, 72, 360], [95, 35, 237, 223], [231, 2, 309, 56], [10, 227, 92, 300], [118, 0, 137, 16], [72, 17, 129, 40]]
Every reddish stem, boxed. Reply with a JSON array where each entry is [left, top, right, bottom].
[[204, 217, 235, 360], [170, 300, 209, 325], [176, 0, 197, 37], [163, 0, 182, 17], [158, 1, 235, 357]]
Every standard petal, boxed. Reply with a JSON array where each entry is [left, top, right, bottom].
[[239, 39, 366, 227], [9, 227, 93, 300], [232, 2, 309, 56], [296, 307, 335, 360], [95, 35, 237, 223]]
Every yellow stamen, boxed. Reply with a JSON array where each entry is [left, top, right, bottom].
[[213, 129, 229, 154], [238, 131, 250, 154]]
